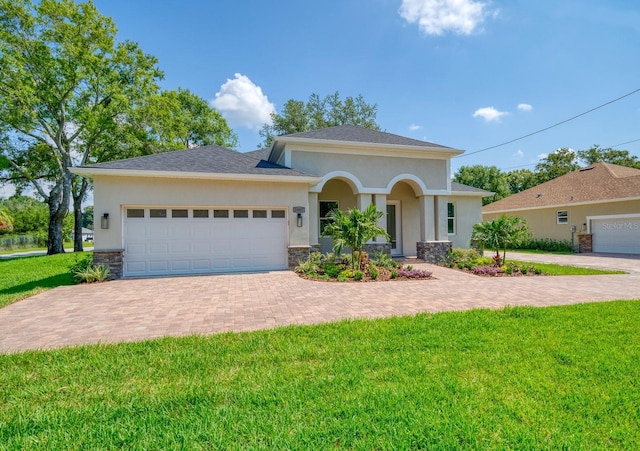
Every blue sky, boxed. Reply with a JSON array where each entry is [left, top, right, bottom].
[[75, 0, 640, 174]]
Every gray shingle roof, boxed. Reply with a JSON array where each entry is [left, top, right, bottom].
[[82, 146, 312, 177], [278, 124, 454, 149], [451, 182, 494, 195]]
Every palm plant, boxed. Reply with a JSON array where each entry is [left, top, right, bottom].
[[322, 204, 389, 269], [471, 214, 531, 265]]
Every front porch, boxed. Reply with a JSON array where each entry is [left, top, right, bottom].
[[307, 175, 451, 264]]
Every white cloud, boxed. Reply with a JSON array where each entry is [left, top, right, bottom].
[[399, 0, 492, 35], [472, 106, 508, 122], [514, 149, 524, 158], [212, 73, 275, 129], [537, 153, 548, 160], [517, 103, 533, 112], [409, 123, 423, 131]]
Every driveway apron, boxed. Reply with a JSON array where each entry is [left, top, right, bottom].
[[1, 255, 639, 353]]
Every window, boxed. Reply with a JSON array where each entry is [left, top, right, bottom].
[[126, 209, 144, 218], [253, 210, 267, 218], [171, 209, 188, 218], [271, 210, 286, 218], [150, 209, 167, 218], [319, 201, 338, 235], [447, 202, 456, 234], [233, 209, 249, 218], [557, 210, 568, 224], [193, 209, 209, 218], [213, 209, 229, 218]]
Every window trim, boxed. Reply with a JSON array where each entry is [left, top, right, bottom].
[[447, 202, 456, 235], [319, 200, 339, 236], [557, 210, 569, 225]]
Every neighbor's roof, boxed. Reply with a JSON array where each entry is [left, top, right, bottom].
[[483, 162, 640, 213], [274, 124, 458, 151], [74, 145, 314, 178]]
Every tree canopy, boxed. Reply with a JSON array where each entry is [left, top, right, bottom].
[[259, 92, 380, 147], [453, 165, 511, 205]]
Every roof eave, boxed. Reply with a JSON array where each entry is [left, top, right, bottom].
[[274, 135, 464, 157], [71, 167, 322, 185], [483, 195, 640, 214]]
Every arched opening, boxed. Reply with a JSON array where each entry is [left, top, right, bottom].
[[317, 178, 358, 253], [388, 180, 422, 257]]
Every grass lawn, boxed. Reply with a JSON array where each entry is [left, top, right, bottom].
[[2, 301, 639, 449], [0, 253, 85, 308], [527, 262, 626, 276]]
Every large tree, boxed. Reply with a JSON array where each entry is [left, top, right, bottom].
[[259, 92, 380, 147], [505, 168, 539, 194], [140, 88, 238, 151], [0, 0, 163, 254], [453, 165, 511, 205], [577, 145, 640, 168], [535, 148, 580, 184]]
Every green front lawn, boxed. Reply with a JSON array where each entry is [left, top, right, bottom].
[[2, 301, 639, 449], [0, 253, 84, 308]]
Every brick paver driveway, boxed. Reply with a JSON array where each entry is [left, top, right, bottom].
[[1, 254, 639, 354]]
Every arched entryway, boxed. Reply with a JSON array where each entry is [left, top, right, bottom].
[[388, 181, 422, 256], [317, 178, 358, 253]]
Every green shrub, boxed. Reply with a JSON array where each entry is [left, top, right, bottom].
[[512, 238, 573, 253], [68, 254, 110, 283], [353, 270, 364, 281], [75, 264, 110, 283], [390, 269, 398, 279], [323, 264, 342, 278], [372, 251, 397, 268], [368, 265, 379, 280], [337, 269, 354, 282]]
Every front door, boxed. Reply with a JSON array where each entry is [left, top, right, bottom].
[[387, 201, 402, 256]]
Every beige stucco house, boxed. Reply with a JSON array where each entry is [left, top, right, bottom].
[[74, 125, 490, 278], [483, 162, 640, 254]]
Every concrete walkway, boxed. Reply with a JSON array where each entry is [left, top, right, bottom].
[[1, 254, 639, 354]]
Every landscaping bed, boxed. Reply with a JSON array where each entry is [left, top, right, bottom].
[[295, 251, 433, 282]]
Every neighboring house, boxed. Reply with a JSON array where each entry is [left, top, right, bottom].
[[70, 227, 94, 242], [483, 162, 640, 254], [73, 125, 490, 278]]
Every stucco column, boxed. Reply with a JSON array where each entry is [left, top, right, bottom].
[[308, 192, 319, 246], [419, 195, 435, 241], [435, 195, 449, 241], [357, 193, 372, 210], [374, 194, 387, 243]]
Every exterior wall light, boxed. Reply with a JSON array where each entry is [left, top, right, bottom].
[[101, 213, 109, 229], [297, 213, 303, 227]]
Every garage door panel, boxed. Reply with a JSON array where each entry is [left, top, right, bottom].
[[592, 217, 640, 254], [123, 207, 289, 276]]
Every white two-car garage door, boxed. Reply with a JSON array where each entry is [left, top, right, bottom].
[[591, 214, 640, 254], [123, 207, 288, 277]]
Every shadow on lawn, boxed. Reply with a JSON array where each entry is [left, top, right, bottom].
[[0, 273, 75, 296]]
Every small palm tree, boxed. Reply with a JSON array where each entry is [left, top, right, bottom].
[[323, 204, 389, 269], [471, 214, 531, 265]]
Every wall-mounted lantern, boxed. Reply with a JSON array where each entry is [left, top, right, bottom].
[[297, 213, 303, 227], [101, 213, 109, 229]]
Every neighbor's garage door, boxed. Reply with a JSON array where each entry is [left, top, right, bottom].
[[591, 216, 640, 254], [123, 207, 288, 276]]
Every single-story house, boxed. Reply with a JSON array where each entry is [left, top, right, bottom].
[[483, 162, 640, 254], [73, 125, 490, 278]]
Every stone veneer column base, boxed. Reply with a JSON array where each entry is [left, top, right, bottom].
[[288, 246, 312, 269], [417, 241, 452, 264], [93, 249, 124, 279], [578, 234, 592, 253], [363, 242, 391, 256]]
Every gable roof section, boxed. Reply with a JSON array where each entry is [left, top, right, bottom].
[[483, 162, 640, 213], [279, 124, 453, 149], [72, 145, 317, 182]]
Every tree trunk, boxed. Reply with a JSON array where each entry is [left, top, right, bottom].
[[46, 170, 72, 255], [72, 177, 89, 252]]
